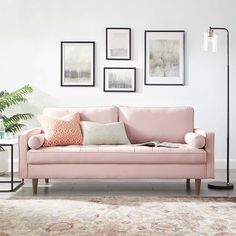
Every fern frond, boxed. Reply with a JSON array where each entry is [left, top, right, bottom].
[[3, 113, 34, 126], [0, 85, 33, 112], [5, 123, 25, 134], [0, 85, 33, 134]]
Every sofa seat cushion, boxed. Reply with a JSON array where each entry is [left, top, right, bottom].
[[27, 144, 206, 165]]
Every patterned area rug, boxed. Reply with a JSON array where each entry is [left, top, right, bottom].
[[0, 197, 236, 236]]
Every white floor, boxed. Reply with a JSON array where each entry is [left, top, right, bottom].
[[0, 170, 235, 198]]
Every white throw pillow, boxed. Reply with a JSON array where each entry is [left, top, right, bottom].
[[80, 121, 131, 145]]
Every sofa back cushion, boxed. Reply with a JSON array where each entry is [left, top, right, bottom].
[[43, 106, 118, 123], [118, 106, 194, 144]]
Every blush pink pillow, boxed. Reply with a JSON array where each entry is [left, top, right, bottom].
[[28, 134, 45, 149], [184, 132, 206, 149], [38, 112, 83, 147]]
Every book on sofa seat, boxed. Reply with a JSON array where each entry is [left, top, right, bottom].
[[136, 141, 180, 148]]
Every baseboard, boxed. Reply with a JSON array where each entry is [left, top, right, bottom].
[[216, 159, 236, 170]]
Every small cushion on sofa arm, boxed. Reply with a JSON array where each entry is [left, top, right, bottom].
[[80, 121, 131, 145], [28, 134, 45, 149], [184, 132, 206, 149]]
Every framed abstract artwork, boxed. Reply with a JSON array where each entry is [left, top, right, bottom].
[[104, 67, 136, 92], [61, 41, 95, 87], [106, 28, 131, 60], [144, 30, 185, 85]]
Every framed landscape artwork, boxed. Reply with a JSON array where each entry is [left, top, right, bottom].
[[106, 28, 131, 60], [61, 41, 95, 87], [104, 67, 136, 92], [145, 31, 185, 85]]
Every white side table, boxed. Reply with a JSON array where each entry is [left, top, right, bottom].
[[0, 139, 24, 192]]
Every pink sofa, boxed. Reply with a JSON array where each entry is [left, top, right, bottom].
[[18, 106, 215, 195]]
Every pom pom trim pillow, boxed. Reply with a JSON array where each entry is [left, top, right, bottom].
[[184, 132, 206, 149], [28, 134, 45, 149], [80, 121, 130, 145], [38, 112, 83, 147]]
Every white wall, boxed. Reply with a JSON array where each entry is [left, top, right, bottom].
[[0, 0, 236, 166]]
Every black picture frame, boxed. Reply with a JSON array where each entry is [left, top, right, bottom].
[[106, 28, 131, 60], [61, 41, 95, 87], [103, 67, 136, 92], [144, 30, 185, 86]]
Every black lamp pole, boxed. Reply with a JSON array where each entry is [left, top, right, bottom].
[[207, 27, 233, 190]]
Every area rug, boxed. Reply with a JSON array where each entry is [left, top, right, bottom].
[[0, 197, 236, 236]]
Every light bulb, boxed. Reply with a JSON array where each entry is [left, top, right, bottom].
[[204, 29, 218, 52]]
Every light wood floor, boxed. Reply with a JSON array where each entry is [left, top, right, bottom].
[[0, 170, 236, 198]]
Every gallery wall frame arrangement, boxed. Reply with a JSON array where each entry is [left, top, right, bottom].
[[61, 41, 95, 87], [103, 67, 136, 92], [144, 30, 185, 86], [106, 28, 131, 60]]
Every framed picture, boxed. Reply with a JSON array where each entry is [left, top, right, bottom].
[[104, 67, 136, 92], [61, 41, 95, 87], [106, 28, 131, 60], [145, 30, 185, 85]]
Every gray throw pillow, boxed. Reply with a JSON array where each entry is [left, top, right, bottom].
[[80, 121, 131, 145]]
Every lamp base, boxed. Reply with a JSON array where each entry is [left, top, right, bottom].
[[208, 181, 234, 190]]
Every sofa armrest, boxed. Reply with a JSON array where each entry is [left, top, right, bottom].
[[194, 128, 215, 178], [18, 128, 42, 178]]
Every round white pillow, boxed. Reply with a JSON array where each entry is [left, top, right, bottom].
[[184, 132, 206, 149], [28, 134, 45, 149]]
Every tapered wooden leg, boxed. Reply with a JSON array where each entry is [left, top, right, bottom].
[[32, 179, 38, 195], [195, 179, 201, 195], [45, 178, 49, 183], [186, 178, 191, 193]]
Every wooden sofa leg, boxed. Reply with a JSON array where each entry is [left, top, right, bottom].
[[45, 178, 49, 183], [32, 179, 38, 195], [195, 179, 201, 195]]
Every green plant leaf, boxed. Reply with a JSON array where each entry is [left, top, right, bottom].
[[0, 85, 34, 134], [0, 85, 33, 113], [3, 113, 34, 126], [5, 123, 25, 134]]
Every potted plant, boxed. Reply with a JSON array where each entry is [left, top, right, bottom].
[[0, 85, 34, 175]]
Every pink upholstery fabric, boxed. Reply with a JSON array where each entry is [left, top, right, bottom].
[[194, 129, 215, 178], [43, 106, 118, 123], [38, 112, 83, 147], [27, 144, 206, 165], [28, 164, 206, 179], [18, 106, 215, 181], [28, 134, 45, 149], [185, 132, 206, 149], [18, 128, 42, 178], [119, 106, 194, 143]]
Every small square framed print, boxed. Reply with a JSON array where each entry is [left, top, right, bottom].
[[106, 28, 131, 60], [104, 67, 136, 92], [61, 41, 95, 87], [145, 30, 185, 85]]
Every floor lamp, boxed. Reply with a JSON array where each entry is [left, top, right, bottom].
[[204, 26, 233, 190]]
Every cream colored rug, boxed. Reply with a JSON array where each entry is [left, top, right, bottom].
[[0, 197, 236, 236]]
